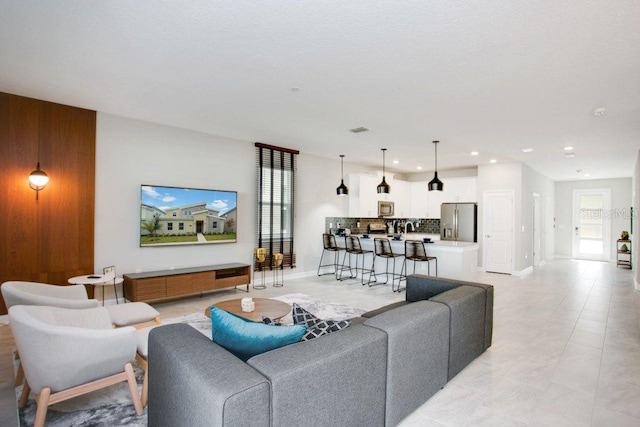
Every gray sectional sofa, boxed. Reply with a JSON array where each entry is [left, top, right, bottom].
[[148, 274, 493, 427]]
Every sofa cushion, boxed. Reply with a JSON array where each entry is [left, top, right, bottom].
[[361, 301, 408, 318], [291, 303, 350, 340], [210, 306, 306, 361]]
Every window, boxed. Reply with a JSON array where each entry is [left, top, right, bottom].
[[255, 143, 298, 270], [172, 212, 177, 217], [167, 223, 173, 231], [179, 223, 184, 231]]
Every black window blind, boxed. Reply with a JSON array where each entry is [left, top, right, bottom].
[[255, 143, 299, 271]]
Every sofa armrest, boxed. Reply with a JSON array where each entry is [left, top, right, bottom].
[[247, 325, 387, 427], [430, 285, 487, 379], [406, 274, 493, 349], [148, 324, 270, 427]]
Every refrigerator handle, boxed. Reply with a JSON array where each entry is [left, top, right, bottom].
[[454, 208, 458, 240]]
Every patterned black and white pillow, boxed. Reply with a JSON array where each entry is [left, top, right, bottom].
[[291, 303, 351, 341]]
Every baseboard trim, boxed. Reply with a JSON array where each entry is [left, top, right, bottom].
[[513, 266, 533, 276]]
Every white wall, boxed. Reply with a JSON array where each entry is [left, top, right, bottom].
[[95, 113, 352, 301], [554, 178, 632, 259], [634, 151, 639, 289], [521, 164, 555, 267], [477, 162, 522, 271]]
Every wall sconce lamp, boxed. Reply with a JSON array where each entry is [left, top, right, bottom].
[[29, 162, 49, 199]]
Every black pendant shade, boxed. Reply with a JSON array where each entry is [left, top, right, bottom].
[[428, 140, 444, 191], [377, 148, 390, 194], [336, 154, 349, 196]]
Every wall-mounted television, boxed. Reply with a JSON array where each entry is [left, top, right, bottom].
[[140, 185, 237, 247]]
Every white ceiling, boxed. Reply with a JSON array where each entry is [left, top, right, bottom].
[[1, 1, 639, 181]]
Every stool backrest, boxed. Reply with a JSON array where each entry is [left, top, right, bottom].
[[374, 238, 394, 256], [322, 233, 338, 250], [405, 240, 428, 260], [346, 236, 363, 252]]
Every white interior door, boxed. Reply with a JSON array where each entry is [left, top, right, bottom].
[[533, 193, 541, 266], [483, 190, 514, 274], [572, 189, 611, 260]]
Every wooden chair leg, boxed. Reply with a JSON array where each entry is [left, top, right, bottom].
[[15, 361, 24, 387], [34, 387, 51, 427], [125, 362, 143, 416], [141, 360, 148, 407], [135, 353, 149, 407], [18, 379, 31, 408]]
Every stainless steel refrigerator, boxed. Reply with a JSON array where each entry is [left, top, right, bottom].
[[440, 203, 477, 242]]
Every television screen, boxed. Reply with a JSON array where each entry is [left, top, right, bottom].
[[140, 185, 237, 247]]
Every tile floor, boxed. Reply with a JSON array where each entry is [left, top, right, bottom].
[[150, 259, 640, 425]]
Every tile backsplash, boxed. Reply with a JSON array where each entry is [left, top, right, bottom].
[[325, 217, 440, 235]]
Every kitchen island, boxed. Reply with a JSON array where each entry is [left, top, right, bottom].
[[341, 233, 478, 281]]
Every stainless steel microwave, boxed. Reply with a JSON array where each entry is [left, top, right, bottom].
[[378, 201, 395, 217]]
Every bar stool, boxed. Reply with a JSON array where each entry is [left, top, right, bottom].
[[339, 236, 376, 285], [317, 233, 343, 278], [372, 238, 405, 290], [401, 240, 438, 290]]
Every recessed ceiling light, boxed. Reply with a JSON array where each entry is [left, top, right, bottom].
[[490, 159, 497, 164], [416, 166, 423, 170], [584, 173, 590, 177], [565, 152, 576, 158], [349, 126, 370, 133], [564, 146, 574, 151], [592, 107, 606, 116], [521, 148, 534, 153], [470, 151, 479, 156], [392, 160, 399, 164]]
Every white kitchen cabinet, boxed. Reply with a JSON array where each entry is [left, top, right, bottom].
[[392, 179, 411, 217], [347, 173, 390, 217], [442, 177, 477, 203]]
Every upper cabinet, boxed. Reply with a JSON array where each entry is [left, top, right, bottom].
[[442, 177, 477, 203], [348, 173, 477, 219]]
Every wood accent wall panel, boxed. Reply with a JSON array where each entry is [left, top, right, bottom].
[[0, 92, 96, 314]]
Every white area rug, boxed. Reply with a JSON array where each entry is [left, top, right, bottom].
[[16, 294, 363, 426]]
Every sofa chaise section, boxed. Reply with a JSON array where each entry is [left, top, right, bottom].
[[148, 324, 271, 427]]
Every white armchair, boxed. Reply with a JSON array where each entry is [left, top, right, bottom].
[[1, 281, 99, 309], [9, 305, 143, 427]]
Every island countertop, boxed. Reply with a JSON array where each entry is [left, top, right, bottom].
[[338, 233, 479, 280]]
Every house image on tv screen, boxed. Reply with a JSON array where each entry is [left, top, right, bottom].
[[141, 202, 227, 234], [140, 185, 237, 246]]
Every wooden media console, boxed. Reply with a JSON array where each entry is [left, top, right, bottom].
[[123, 263, 250, 303]]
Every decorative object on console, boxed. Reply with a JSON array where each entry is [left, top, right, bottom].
[[428, 140, 444, 191], [139, 184, 237, 247], [377, 148, 390, 194], [620, 230, 629, 240], [336, 154, 349, 196]]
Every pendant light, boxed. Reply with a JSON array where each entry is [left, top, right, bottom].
[[336, 155, 349, 196], [428, 140, 444, 191], [377, 148, 390, 194]]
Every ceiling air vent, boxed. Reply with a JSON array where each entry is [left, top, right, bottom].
[[349, 126, 370, 133]]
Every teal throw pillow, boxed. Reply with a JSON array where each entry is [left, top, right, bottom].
[[210, 306, 306, 361]]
